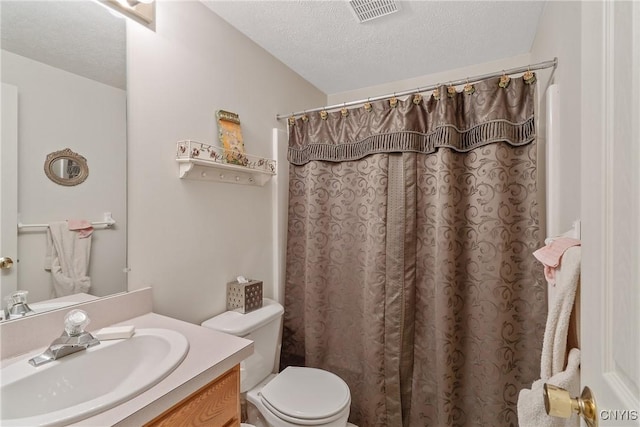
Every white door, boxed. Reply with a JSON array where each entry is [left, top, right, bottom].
[[1, 83, 19, 301], [581, 1, 640, 425]]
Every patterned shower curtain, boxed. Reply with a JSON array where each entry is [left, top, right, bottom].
[[282, 76, 546, 427]]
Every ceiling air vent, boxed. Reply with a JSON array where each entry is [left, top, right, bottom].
[[348, 0, 399, 23]]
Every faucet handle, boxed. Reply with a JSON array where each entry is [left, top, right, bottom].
[[13, 290, 29, 304], [4, 291, 35, 319], [5, 290, 29, 306], [64, 309, 91, 336]]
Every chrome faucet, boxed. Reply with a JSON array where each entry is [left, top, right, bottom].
[[4, 290, 35, 320], [29, 309, 100, 366]]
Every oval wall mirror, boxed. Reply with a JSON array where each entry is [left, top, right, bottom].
[[44, 148, 89, 186]]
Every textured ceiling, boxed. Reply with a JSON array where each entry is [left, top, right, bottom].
[[1, 1, 126, 90], [1, 1, 543, 95], [203, 0, 546, 94]]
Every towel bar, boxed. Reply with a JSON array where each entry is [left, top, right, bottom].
[[17, 213, 116, 230]]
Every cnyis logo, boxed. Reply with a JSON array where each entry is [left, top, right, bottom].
[[600, 409, 640, 421]]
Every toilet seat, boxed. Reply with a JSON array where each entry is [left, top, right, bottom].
[[259, 367, 351, 425]]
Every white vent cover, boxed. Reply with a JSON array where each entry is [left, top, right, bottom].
[[347, 0, 399, 23]]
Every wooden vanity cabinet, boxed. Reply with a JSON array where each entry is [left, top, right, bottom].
[[145, 364, 240, 427]]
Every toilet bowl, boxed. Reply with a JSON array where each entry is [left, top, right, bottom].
[[201, 299, 353, 427], [246, 367, 351, 427]]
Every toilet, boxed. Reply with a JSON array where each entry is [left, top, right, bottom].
[[201, 298, 353, 427]]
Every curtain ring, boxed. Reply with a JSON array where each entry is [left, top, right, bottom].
[[464, 78, 475, 95], [341, 102, 349, 117], [413, 90, 423, 105], [523, 66, 536, 85], [320, 109, 328, 120], [364, 98, 372, 112], [499, 72, 511, 88], [301, 110, 309, 122], [288, 114, 295, 126], [433, 85, 441, 101], [447, 83, 457, 98], [389, 92, 398, 108]]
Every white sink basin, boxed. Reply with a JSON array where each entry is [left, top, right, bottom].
[[1, 328, 189, 426]]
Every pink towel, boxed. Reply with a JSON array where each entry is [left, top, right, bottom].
[[67, 219, 94, 238], [533, 237, 581, 284]]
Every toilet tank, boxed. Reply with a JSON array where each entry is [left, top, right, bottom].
[[201, 298, 284, 392]]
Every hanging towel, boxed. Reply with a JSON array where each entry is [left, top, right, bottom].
[[533, 237, 581, 284], [517, 348, 581, 427], [541, 246, 581, 378], [45, 221, 92, 297], [517, 246, 581, 426], [67, 219, 94, 238]]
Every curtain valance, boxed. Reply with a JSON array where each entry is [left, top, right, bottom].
[[288, 75, 536, 165]]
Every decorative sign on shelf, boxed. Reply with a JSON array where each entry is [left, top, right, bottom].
[[216, 110, 248, 166]]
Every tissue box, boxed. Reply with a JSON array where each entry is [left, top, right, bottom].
[[227, 279, 263, 313]]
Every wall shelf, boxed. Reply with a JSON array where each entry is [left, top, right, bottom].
[[176, 140, 276, 186]]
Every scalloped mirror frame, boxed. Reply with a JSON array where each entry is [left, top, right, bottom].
[[44, 148, 89, 186]]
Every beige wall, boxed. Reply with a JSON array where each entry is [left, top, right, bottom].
[[126, 1, 325, 324], [530, 1, 582, 236]]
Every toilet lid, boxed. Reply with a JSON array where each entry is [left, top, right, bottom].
[[260, 367, 350, 423]]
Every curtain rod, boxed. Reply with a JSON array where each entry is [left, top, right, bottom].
[[276, 57, 558, 120]]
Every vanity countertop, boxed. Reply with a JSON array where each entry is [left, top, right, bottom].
[[71, 312, 253, 426]]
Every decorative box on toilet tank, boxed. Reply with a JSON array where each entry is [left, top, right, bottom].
[[227, 279, 263, 313]]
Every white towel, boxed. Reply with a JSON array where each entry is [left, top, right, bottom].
[[517, 348, 581, 427], [517, 246, 581, 426], [45, 221, 92, 297], [541, 246, 580, 379]]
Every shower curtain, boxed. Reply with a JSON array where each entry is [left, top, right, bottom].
[[282, 76, 546, 427]]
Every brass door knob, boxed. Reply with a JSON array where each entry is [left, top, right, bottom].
[[0, 257, 14, 270], [543, 383, 598, 427]]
